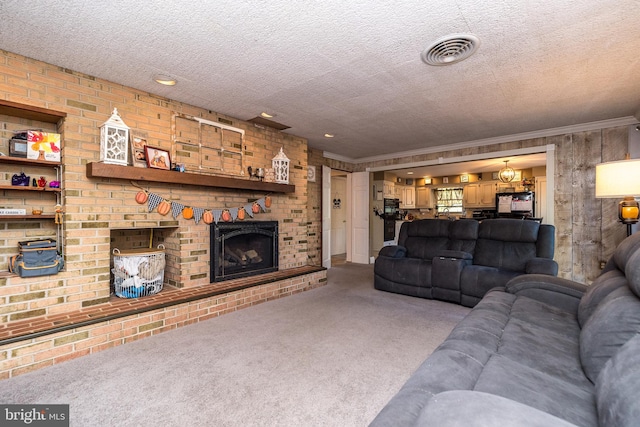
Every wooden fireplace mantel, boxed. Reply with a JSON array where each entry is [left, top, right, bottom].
[[86, 162, 296, 193]]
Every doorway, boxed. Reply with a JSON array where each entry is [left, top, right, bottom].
[[321, 167, 370, 268], [330, 174, 347, 259]]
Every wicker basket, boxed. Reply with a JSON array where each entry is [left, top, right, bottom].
[[112, 245, 165, 298]]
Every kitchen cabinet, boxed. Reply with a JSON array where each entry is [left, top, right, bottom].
[[373, 180, 396, 199], [394, 184, 403, 201], [463, 184, 480, 206], [479, 182, 496, 206], [399, 186, 415, 209], [464, 182, 497, 208], [415, 187, 434, 208]]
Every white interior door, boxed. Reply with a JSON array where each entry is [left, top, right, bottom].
[[536, 176, 548, 223], [322, 165, 331, 268], [331, 176, 347, 255], [350, 171, 370, 264]]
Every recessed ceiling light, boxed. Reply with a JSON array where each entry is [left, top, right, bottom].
[[407, 172, 414, 175], [153, 74, 177, 86], [324, 133, 335, 138], [260, 112, 275, 118]]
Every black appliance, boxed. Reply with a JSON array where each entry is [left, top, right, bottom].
[[471, 210, 496, 220], [383, 198, 400, 241], [496, 191, 535, 218]]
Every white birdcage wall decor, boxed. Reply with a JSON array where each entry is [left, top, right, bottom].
[[100, 108, 130, 165], [272, 147, 290, 184]]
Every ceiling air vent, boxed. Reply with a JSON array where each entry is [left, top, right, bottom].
[[421, 34, 480, 66]]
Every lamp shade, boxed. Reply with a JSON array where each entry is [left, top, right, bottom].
[[595, 159, 640, 198]]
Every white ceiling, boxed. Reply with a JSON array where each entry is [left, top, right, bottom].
[[1, 1, 639, 161]]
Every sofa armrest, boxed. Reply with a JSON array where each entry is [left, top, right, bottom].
[[506, 274, 587, 313], [378, 245, 407, 258], [413, 391, 579, 427], [526, 257, 558, 275], [435, 250, 473, 260]]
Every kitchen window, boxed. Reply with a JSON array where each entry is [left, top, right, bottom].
[[435, 187, 464, 215]]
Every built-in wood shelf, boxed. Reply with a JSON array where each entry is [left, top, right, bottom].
[[0, 184, 61, 193], [0, 100, 66, 123], [86, 162, 296, 193], [0, 215, 56, 220], [0, 157, 61, 167]]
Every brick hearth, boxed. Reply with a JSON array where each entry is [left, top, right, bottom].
[[0, 266, 326, 379]]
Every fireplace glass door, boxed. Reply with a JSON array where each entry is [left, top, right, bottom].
[[211, 221, 278, 282]]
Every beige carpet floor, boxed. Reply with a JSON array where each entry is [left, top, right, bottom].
[[0, 263, 470, 426]]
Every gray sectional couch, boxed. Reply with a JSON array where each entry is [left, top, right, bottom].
[[370, 231, 640, 426], [374, 218, 558, 307]]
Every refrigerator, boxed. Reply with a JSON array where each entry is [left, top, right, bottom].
[[496, 191, 535, 218]]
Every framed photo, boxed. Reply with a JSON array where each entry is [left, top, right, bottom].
[[144, 146, 171, 170], [460, 174, 469, 183], [442, 177, 449, 184], [130, 131, 148, 168]]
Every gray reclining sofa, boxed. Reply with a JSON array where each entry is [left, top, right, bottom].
[[374, 218, 558, 307], [370, 231, 640, 426]]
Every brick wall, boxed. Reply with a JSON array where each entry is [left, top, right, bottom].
[[0, 50, 313, 321]]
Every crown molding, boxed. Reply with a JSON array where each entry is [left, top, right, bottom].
[[322, 151, 357, 163], [323, 116, 638, 165]]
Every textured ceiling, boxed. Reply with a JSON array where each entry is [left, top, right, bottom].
[[1, 0, 639, 161]]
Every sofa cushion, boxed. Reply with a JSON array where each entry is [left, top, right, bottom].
[[473, 219, 541, 272], [497, 296, 587, 387], [402, 220, 452, 259], [374, 256, 433, 287], [577, 269, 627, 328], [580, 285, 640, 383], [447, 219, 478, 253], [612, 231, 640, 273], [595, 333, 640, 427], [474, 355, 597, 426], [625, 249, 640, 298], [478, 218, 540, 242], [536, 224, 556, 259], [460, 265, 521, 299], [474, 240, 537, 271], [414, 390, 579, 427]]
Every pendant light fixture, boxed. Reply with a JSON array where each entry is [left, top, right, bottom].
[[498, 160, 515, 183]]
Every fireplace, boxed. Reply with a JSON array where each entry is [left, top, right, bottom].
[[211, 221, 278, 282]]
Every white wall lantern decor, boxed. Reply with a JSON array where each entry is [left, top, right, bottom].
[[272, 147, 290, 184], [100, 108, 130, 165]]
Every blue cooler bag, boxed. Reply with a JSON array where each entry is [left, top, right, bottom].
[[8, 239, 64, 277]]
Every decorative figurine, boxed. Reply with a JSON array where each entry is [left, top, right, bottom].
[[54, 204, 64, 224]]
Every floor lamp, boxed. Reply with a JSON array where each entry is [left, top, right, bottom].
[[595, 155, 640, 236]]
